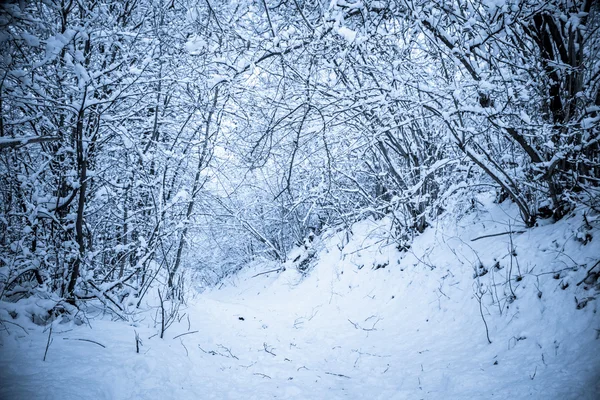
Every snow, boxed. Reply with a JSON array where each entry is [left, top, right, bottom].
[[337, 27, 357, 43], [520, 111, 532, 124], [582, 116, 600, 130], [1, 194, 599, 399], [34, 29, 76, 68], [185, 34, 206, 55], [20, 32, 39, 47]]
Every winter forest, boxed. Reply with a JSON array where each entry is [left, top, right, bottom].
[[0, 0, 599, 398]]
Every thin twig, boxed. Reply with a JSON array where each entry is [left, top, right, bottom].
[[507, 226, 517, 299], [62, 338, 106, 348], [172, 330, 199, 340], [158, 289, 165, 339], [0, 319, 29, 335], [530, 366, 537, 380], [475, 291, 492, 344], [471, 231, 525, 242], [325, 372, 351, 378], [43, 324, 53, 361], [251, 268, 283, 278], [135, 330, 141, 354], [198, 345, 217, 355], [347, 318, 381, 331], [576, 260, 600, 286], [180, 339, 189, 357], [263, 342, 276, 356], [217, 344, 239, 359]]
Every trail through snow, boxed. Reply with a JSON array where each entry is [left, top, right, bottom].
[[1, 195, 599, 399]]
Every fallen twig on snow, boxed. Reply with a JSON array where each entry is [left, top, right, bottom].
[[347, 317, 381, 331], [172, 330, 199, 340], [263, 342, 276, 356], [252, 268, 284, 278], [530, 366, 537, 380], [474, 289, 492, 344], [180, 339, 189, 357], [217, 344, 239, 359], [471, 231, 525, 242], [198, 345, 217, 355], [325, 372, 351, 378], [62, 337, 106, 348]]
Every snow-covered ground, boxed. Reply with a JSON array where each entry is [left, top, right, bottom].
[[1, 194, 599, 399]]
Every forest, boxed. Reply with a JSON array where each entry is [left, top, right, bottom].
[[0, 0, 599, 398]]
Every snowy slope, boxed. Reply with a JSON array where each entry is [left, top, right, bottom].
[[1, 193, 599, 399]]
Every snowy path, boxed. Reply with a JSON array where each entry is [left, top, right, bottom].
[[2, 200, 600, 399], [1, 267, 598, 400]]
